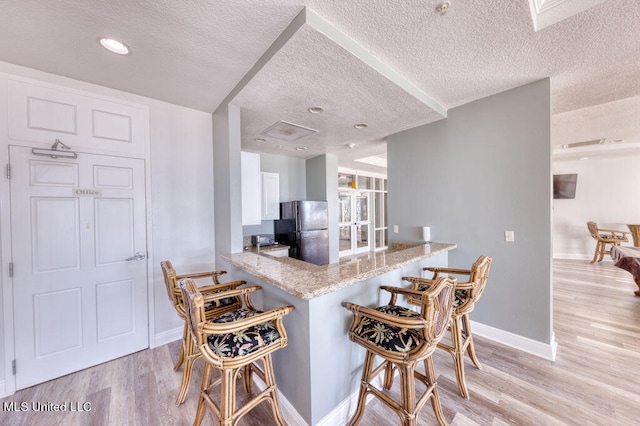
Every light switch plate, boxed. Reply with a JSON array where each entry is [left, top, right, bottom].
[[505, 230, 515, 242], [393, 225, 399, 233]]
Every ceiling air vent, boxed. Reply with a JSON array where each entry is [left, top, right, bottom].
[[561, 138, 605, 149], [260, 120, 318, 142]]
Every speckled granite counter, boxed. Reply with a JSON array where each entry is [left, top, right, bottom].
[[221, 242, 456, 300], [242, 243, 289, 254]]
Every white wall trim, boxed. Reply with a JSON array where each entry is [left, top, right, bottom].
[[315, 390, 356, 426], [253, 368, 383, 426], [471, 320, 558, 361], [315, 375, 385, 426], [278, 389, 308, 426], [152, 326, 182, 349], [252, 376, 309, 426]]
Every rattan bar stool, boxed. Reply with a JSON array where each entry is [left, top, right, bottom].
[[405, 255, 492, 399], [343, 276, 457, 426], [160, 261, 245, 405], [180, 278, 294, 426]]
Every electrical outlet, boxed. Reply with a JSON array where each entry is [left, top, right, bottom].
[[505, 230, 515, 242], [393, 225, 399, 233]]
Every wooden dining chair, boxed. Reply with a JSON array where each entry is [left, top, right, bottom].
[[180, 278, 294, 426], [586, 221, 629, 263], [343, 275, 457, 426], [405, 255, 492, 399], [160, 260, 245, 405]]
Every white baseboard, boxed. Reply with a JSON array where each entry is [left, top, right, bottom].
[[277, 387, 308, 426], [152, 326, 182, 348], [315, 391, 356, 426], [251, 375, 309, 426], [255, 373, 381, 426], [471, 320, 557, 361], [315, 375, 384, 426]]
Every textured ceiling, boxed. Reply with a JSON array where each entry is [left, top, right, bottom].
[[1, 0, 640, 172]]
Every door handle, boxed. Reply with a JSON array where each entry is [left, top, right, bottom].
[[125, 252, 146, 261]]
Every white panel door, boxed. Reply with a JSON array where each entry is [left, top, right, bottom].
[[7, 79, 147, 155], [10, 145, 148, 389]]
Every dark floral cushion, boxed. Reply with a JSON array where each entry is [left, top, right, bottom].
[[417, 283, 467, 307], [599, 233, 625, 240], [204, 295, 238, 311], [352, 305, 421, 353], [207, 308, 281, 358], [179, 291, 238, 311]]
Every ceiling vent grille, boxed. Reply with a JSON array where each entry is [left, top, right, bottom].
[[260, 121, 318, 142], [562, 138, 605, 149]]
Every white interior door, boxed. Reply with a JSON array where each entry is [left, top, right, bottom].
[[10, 145, 148, 389], [339, 191, 371, 257], [353, 191, 371, 254]]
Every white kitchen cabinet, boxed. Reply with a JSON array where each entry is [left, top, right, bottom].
[[241, 151, 261, 225], [261, 172, 280, 220], [267, 247, 289, 258]]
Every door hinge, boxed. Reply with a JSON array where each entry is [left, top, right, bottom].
[[6, 164, 11, 179], [12, 359, 16, 375], [9, 262, 13, 278]]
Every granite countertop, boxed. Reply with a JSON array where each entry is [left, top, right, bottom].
[[221, 242, 456, 300], [243, 244, 289, 254]]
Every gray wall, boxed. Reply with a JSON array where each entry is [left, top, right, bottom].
[[242, 152, 307, 236], [213, 104, 244, 265], [387, 79, 553, 343]]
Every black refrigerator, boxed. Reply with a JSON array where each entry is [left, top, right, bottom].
[[274, 201, 329, 265]]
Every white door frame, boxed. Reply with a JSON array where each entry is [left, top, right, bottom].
[[0, 76, 154, 397], [338, 190, 371, 257], [0, 144, 155, 396]]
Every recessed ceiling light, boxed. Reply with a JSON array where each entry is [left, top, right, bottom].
[[254, 138, 266, 143], [295, 147, 308, 151], [436, 1, 451, 15], [308, 107, 324, 114], [579, 157, 589, 161], [347, 143, 356, 149], [354, 123, 367, 129], [98, 37, 131, 55]]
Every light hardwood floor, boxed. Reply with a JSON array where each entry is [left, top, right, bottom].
[[1, 259, 639, 425]]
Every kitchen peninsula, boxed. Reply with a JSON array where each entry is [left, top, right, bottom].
[[220, 242, 456, 425]]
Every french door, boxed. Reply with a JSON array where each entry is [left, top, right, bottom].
[[338, 191, 371, 257], [10, 145, 149, 389]]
